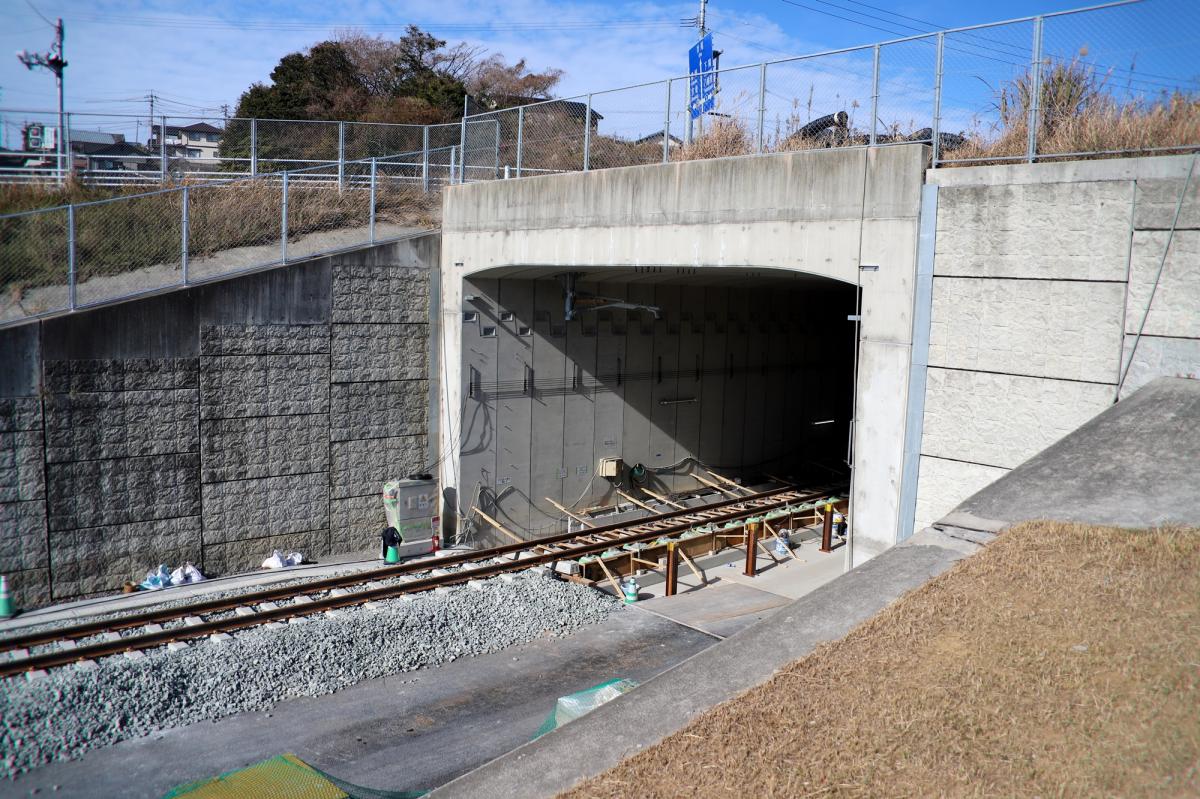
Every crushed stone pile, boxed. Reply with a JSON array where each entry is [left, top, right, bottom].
[[1, 571, 620, 779]]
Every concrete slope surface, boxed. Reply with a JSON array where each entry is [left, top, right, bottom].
[[941, 376, 1200, 533]]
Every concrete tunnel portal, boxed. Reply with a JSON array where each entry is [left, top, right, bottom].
[[440, 144, 928, 563], [453, 266, 859, 546]]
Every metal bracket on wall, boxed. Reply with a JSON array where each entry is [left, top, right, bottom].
[[560, 272, 661, 321]]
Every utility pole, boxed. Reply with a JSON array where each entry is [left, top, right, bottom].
[[148, 91, 156, 147], [17, 18, 67, 183]]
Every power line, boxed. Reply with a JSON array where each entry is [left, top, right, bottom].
[[63, 12, 681, 33], [21, 0, 55, 28], [778, 0, 1193, 92]]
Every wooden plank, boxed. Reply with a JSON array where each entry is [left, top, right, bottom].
[[616, 488, 657, 513], [545, 497, 596, 528], [472, 507, 524, 544], [472, 507, 555, 555], [700, 468, 754, 495], [640, 487, 687, 510], [764, 520, 802, 562], [690, 472, 737, 497], [595, 557, 625, 598], [676, 547, 705, 585]]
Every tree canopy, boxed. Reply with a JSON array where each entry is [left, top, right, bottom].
[[231, 25, 564, 125]]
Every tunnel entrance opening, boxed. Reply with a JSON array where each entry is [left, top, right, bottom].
[[454, 266, 858, 548]]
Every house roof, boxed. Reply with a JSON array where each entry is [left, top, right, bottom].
[[88, 141, 152, 157], [634, 132, 683, 145], [180, 122, 224, 134], [152, 122, 224, 135], [68, 130, 124, 146], [472, 95, 604, 121]]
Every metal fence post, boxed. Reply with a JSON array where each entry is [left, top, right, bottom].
[[63, 112, 72, 184], [870, 44, 881, 147], [662, 79, 672, 164], [67, 204, 76, 310], [1027, 16, 1044, 163], [160, 115, 168, 182], [181, 186, 189, 285], [250, 118, 258, 177], [422, 125, 430, 192], [516, 106, 524, 178], [449, 146, 457, 183], [756, 63, 767, 153], [369, 158, 377, 244], [493, 120, 500, 179], [337, 121, 346, 190], [459, 110, 468, 185], [280, 172, 288, 263], [583, 94, 592, 172], [931, 33, 944, 166]]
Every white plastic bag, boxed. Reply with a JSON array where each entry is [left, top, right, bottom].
[[261, 551, 303, 569], [171, 562, 206, 584], [261, 550, 286, 569]]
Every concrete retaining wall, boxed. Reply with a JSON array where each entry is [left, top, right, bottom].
[[0, 235, 439, 607], [915, 155, 1200, 530]]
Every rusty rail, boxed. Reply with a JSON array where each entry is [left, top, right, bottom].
[[0, 485, 842, 677]]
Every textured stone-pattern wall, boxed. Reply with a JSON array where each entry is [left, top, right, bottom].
[[0, 237, 437, 608], [198, 324, 331, 575], [0, 398, 49, 605], [917, 159, 1200, 530], [43, 360, 202, 598], [328, 264, 430, 554]]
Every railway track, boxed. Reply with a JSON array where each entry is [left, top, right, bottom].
[[0, 484, 840, 678]]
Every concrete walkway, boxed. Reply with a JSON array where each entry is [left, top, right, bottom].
[[429, 530, 976, 799]]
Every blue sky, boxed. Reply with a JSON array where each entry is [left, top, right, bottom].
[[1, 0, 1196, 146]]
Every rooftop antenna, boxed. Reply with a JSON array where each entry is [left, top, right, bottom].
[[17, 17, 67, 183]]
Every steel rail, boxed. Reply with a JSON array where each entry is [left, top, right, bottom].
[[0, 486, 839, 671], [0, 487, 830, 677], [0, 483, 813, 652]]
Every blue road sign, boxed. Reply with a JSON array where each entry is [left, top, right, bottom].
[[688, 33, 716, 120]]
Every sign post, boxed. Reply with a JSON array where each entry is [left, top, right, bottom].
[[687, 33, 717, 143]]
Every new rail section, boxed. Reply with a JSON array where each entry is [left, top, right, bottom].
[[0, 484, 841, 677]]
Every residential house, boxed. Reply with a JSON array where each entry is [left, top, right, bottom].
[[469, 95, 603, 132], [84, 141, 157, 172], [634, 131, 683, 149], [149, 122, 224, 160]]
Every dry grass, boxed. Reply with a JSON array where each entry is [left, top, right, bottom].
[[673, 119, 754, 161], [0, 177, 438, 295], [563, 522, 1200, 799], [944, 93, 1200, 163]]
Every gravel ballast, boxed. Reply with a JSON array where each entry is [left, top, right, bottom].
[[0, 571, 621, 779]]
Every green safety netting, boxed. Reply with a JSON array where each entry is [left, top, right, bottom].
[[163, 753, 427, 799], [532, 678, 639, 740]]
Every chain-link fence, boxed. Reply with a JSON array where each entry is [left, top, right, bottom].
[[0, 151, 438, 326], [453, 0, 1197, 176], [0, 112, 440, 187], [2, 0, 1196, 328], [0, 205, 70, 324]]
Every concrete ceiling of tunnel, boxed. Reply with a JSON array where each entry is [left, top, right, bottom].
[[467, 265, 844, 288]]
